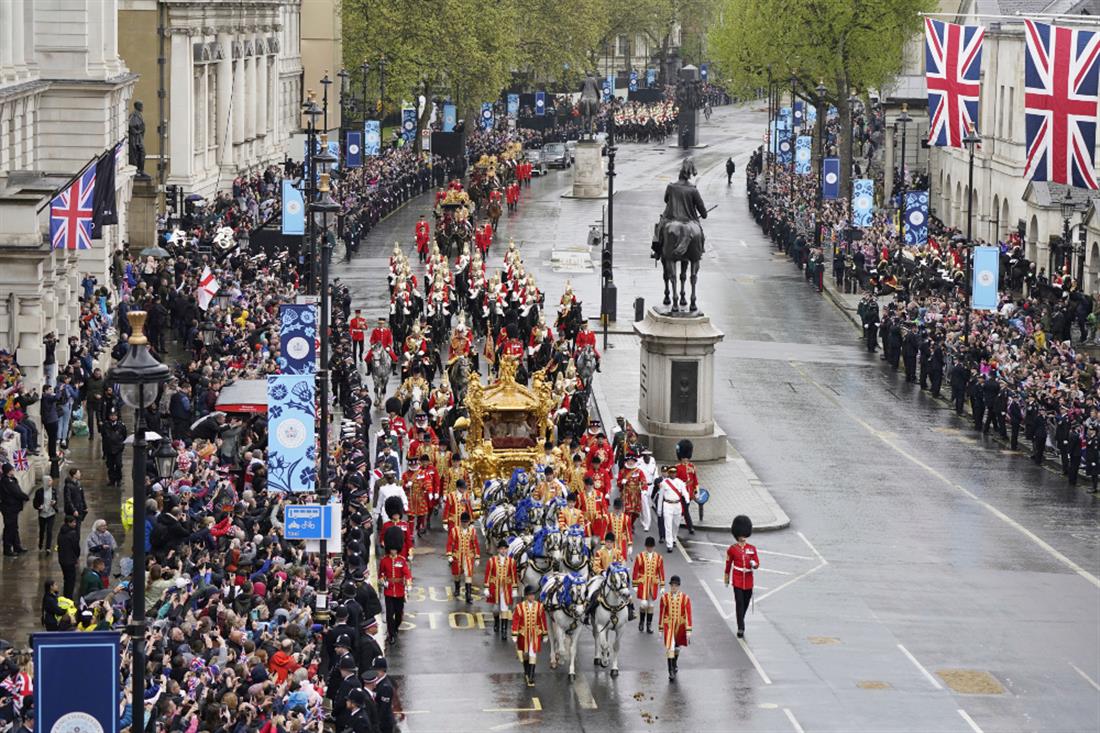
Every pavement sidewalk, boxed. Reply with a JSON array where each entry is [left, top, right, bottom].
[[590, 332, 790, 532]]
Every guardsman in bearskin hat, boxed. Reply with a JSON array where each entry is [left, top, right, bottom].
[[512, 584, 549, 687], [674, 439, 698, 534], [724, 515, 758, 638], [379, 525, 413, 645]]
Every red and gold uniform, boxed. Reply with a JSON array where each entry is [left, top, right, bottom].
[[484, 554, 519, 612], [415, 219, 431, 256], [591, 543, 625, 575], [349, 314, 367, 343], [608, 512, 633, 559], [557, 505, 588, 534], [675, 461, 699, 501], [442, 489, 475, 531], [658, 588, 693, 655], [632, 551, 665, 601], [446, 524, 481, 580], [511, 598, 549, 661], [588, 503, 611, 543], [585, 439, 613, 474], [617, 466, 646, 523], [406, 468, 433, 523], [368, 323, 398, 363]]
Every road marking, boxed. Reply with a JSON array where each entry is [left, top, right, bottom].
[[483, 697, 542, 713], [755, 563, 827, 602], [957, 709, 984, 733], [789, 361, 1100, 590], [783, 707, 805, 733], [739, 637, 773, 685], [897, 644, 943, 689], [572, 674, 599, 709], [739, 239, 749, 248], [760, 549, 814, 561], [797, 532, 827, 565], [699, 577, 734, 618], [675, 538, 694, 564], [758, 567, 792, 575], [489, 720, 541, 731], [1069, 662, 1100, 691]]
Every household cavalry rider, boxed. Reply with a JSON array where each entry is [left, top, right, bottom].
[[448, 314, 474, 364]]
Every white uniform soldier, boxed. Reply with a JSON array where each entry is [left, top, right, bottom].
[[638, 448, 659, 531], [659, 465, 689, 553], [374, 471, 408, 525]]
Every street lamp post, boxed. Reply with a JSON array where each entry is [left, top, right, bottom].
[[962, 128, 981, 345], [788, 74, 797, 210], [321, 72, 332, 133], [378, 55, 387, 119], [848, 91, 860, 202], [107, 311, 170, 729], [303, 94, 322, 294], [361, 62, 371, 119], [896, 103, 911, 242], [1059, 189, 1076, 282], [814, 80, 827, 283]]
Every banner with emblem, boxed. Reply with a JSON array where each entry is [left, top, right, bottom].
[[604, 74, 614, 101], [443, 103, 457, 131], [279, 303, 316, 374], [401, 106, 417, 142], [646, 68, 656, 87], [794, 135, 812, 174], [971, 245, 1000, 310], [507, 93, 519, 118], [794, 101, 804, 126], [364, 120, 381, 156], [822, 157, 840, 199], [852, 179, 875, 228], [267, 374, 316, 494], [701, 62, 709, 81], [345, 131, 362, 168], [34, 631, 119, 733], [807, 103, 817, 123], [904, 190, 929, 245], [480, 102, 494, 131], [629, 70, 638, 92], [534, 92, 546, 116], [777, 134, 793, 165], [281, 180, 305, 236]]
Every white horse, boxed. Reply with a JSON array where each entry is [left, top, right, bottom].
[[587, 564, 633, 677], [514, 530, 562, 591], [541, 572, 588, 678], [368, 342, 392, 406], [558, 528, 590, 578], [575, 345, 598, 388]]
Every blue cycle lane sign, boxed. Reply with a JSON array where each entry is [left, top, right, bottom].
[[284, 504, 331, 540]]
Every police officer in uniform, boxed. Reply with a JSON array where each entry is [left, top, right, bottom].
[[331, 655, 360, 731], [344, 687, 379, 733], [364, 658, 397, 733]]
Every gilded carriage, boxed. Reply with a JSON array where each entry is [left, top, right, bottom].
[[463, 356, 555, 487]]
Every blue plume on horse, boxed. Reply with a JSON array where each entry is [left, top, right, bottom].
[[514, 497, 539, 529], [532, 526, 549, 557], [566, 525, 591, 556], [507, 467, 529, 498], [560, 572, 587, 607]]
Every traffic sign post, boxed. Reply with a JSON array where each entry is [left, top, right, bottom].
[[284, 504, 331, 540]]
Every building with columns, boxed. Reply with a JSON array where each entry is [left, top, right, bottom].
[[119, 0, 303, 197], [301, 0, 342, 131], [0, 0, 137, 389]]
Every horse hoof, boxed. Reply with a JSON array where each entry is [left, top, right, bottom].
[[593, 658, 601, 667], [610, 669, 619, 678], [569, 673, 576, 681], [663, 296, 671, 306]]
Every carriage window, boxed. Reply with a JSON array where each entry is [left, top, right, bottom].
[[487, 411, 538, 449]]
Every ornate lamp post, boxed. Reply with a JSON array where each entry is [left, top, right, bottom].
[[896, 103, 912, 242], [962, 127, 982, 345]]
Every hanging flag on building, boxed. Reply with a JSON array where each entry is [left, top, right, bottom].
[[822, 158, 840, 199], [925, 18, 985, 148], [443, 103, 457, 131], [281, 179, 305, 236], [346, 131, 362, 168], [794, 135, 812, 174], [1023, 19, 1100, 188], [196, 266, 219, 311], [534, 92, 545, 116], [49, 164, 96, 250], [700, 63, 709, 81], [364, 120, 381, 155], [480, 102, 494, 131], [971, 245, 1000, 310], [507, 93, 519, 118], [904, 190, 930, 245], [91, 141, 122, 239], [852, 179, 874, 228]]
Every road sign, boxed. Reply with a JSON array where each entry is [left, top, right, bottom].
[[285, 504, 331, 540]]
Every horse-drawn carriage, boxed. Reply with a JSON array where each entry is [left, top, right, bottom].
[[434, 188, 475, 258]]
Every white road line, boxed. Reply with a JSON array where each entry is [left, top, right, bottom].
[[896, 644, 943, 689], [783, 707, 805, 733], [572, 674, 599, 709], [1069, 662, 1100, 692], [699, 577, 734, 619], [739, 239, 749, 248], [740, 638, 773, 685], [797, 532, 828, 565], [675, 538, 694, 564], [957, 709, 984, 733], [789, 361, 1100, 589], [758, 567, 792, 576], [755, 563, 826, 603], [759, 549, 815, 561]]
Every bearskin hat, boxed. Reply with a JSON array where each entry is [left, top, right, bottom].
[[675, 439, 694, 460], [384, 396, 402, 415], [732, 514, 753, 539], [383, 525, 407, 553], [384, 496, 404, 519]]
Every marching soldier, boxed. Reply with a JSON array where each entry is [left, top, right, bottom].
[[415, 214, 431, 263], [607, 498, 634, 560], [658, 575, 693, 681], [442, 478, 475, 531], [446, 511, 481, 604], [379, 527, 413, 646], [632, 536, 665, 633], [724, 515, 758, 639], [674, 440, 698, 533], [512, 585, 549, 687], [484, 539, 518, 639], [658, 465, 689, 552], [591, 531, 625, 575], [349, 309, 368, 362], [617, 456, 646, 528]]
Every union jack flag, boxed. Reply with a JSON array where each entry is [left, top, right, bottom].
[[12, 448, 28, 472], [925, 18, 985, 148], [49, 164, 96, 250], [1024, 19, 1100, 189]]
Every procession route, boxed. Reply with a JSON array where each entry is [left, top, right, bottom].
[[482, 697, 543, 713], [788, 361, 1100, 589]]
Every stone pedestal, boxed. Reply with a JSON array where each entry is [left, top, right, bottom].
[[634, 308, 726, 462], [128, 177, 158, 248], [571, 141, 606, 198]]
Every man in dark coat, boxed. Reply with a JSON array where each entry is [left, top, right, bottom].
[[101, 411, 128, 487], [63, 468, 88, 534], [928, 340, 945, 398], [57, 514, 81, 598], [0, 464, 28, 556], [949, 362, 970, 415]]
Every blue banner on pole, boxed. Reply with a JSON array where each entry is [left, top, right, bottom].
[[480, 102, 494, 131], [971, 245, 1000, 310], [267, 374, 316, 494], [603, 75, 613, 101], [777, 136, 793, 165], [442, 104, 457, 131], [779, 106, 791, 124], [646, 68, 656, 87], [700, 63, 709, 81], [534, 92, 545, 116], [345, 131, 362, 168], [794, 101, 804, 125], [34, 631, 119, 733], [507, 94, 519, 118], [327, 139, 340, 171], [795, 135, 812, 174], [852, 179, 874, 228], [770, 120, 788, 153], [629, 70, 638, 92], [364, 120, 381, 156], [807, 103, 817, 123], [822, 157, 840, 199], [279, 303, 316, 374], [904, 190, 930, 245], [281, 180, 305, 236], [401, 107, 416, 142]]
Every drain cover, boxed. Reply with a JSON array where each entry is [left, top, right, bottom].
[[857, 680, 891, 690], [937, 669, 1005, 695], [808, 636, 840, 645]]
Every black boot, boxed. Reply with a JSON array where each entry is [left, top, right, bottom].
[[628, 603, 636, 621], [667, 657, 675, 681], [673, 652, 680, 675], [453, 580, 460, 596], [528, 663, 536, 686], [493, 615, 500, 632], [646, 612, 654, 633], [501, 619, 510, 640], [638, 611, 645, 632], [465, 583, 473, 604]]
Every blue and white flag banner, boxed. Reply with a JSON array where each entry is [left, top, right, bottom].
[[34, 632, 119, 733], [281, 180, 305, 236], [629, 70, 638, 92], [904, 190, 930, 245], [480, 102, 494, 131], [822, 157, 840, 199], [779, 106, 791, 124], [401, 106, 417, 142], [534, 92, 545, 116], [507, 93, 519, 118], [777, 135, 793, 165], [327, 139, 340, 171], [807, 103, 818, 123], [646, 68, 656, 87], [701, 62, 709, 81], [364, 120, 381, 156], [267, 374, 317, 494], [443, 103, 457, 131], [794, 101, 804, 124], [971, 245, 1000, 311], [279, 303, 316, 374], [603, 75, 614, 101], [852, 178, 874, 228], [345, 131, 362, 168], [795, 135, 812, 174]]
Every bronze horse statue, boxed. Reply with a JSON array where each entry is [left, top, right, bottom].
[[652, 158, 708, 312]]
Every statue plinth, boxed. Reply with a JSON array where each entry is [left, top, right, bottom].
[[570, 142, 606, 198], [128, 176, 158, 249], [633, 308, 726, 462]]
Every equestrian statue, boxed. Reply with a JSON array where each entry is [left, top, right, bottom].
[[652, 158, 708, 312], [579, 74, 602, 139]]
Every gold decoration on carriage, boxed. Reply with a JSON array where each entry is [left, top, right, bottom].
[[441, 188, 472, 207], [463, 356, 555, 487]]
